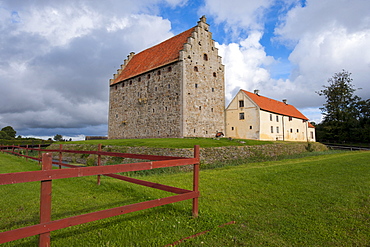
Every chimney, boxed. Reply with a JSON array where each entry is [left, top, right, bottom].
[[283, 99, 288, 104], [254, 89, 259, 95]]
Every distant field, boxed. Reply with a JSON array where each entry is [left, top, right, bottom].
[[62, 137, 274, 148], [1, 151, 369, 246]]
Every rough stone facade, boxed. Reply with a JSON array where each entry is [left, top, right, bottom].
[[108, 16, 225, 139]]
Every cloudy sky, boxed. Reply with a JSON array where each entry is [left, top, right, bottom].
[[1, 0, 369, 140]]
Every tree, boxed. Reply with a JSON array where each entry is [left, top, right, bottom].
[[316, 70, 369, 143], [1, 126, 16, 139], [317, 70, 360, 123], [0, 131, 10, 140], [53, 134, 63, 141]]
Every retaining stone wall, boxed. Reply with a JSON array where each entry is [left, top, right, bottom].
[[48, 142, 327, 166]]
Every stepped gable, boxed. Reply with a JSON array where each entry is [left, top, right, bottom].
[[111, 27, 196, 85], [242, 90, 308, 120]]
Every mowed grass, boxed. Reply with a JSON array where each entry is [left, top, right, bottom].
[[64, 137, 273, 148], [0, 151, 369, 246]]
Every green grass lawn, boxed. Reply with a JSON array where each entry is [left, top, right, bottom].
[[0, 151, 369, 246], [62, 137, 273, 148]]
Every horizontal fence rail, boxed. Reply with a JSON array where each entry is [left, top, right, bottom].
[[0, 144, 200, 246]]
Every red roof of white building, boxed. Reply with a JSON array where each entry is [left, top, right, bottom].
[[242, 90, 309, 120]]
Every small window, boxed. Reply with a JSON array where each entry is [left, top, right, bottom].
[[239, 113, 245, 120], [194, 129, 196, 133], [138, 77, 141, 82], [199, 106, 202, 110], [115, 85, 117, 90], [168, 66, 172, 72], [122, 82, 125, 87], [239, 100, 244, 108], [194, 66, 198, 72], [211, 108, 213, 112], [271, 126, 274, 133], [311, 131, 314, 139], [213, 72, 217, 77], [168, 84, 170, 89], [155, 87, 157, 91], [195, 84, 198, 88], [147, 74, 151, 79], [212, 88, 214, 92], [276, 116, 279, 122], [157, 70, 161, 75], [203, 54, 208, 61], [290, 128, 293, 133], [276, 127, 279, 133], [297, 129, 299, 133], [270, 114, 273, 121], [289, 116, 292, 121], [129, 80, 132, 85], [249, 126, 252, 130], [231, 127, 234, 131]]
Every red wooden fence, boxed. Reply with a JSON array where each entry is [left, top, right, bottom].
[[0, 144, 200, 246]]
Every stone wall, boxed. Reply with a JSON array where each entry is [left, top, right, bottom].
[[108, 62, 183, 139], [48, 142, 327, 166]]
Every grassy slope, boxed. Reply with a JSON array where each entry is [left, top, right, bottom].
[[0, 151, 369, 246], [63, 137, 273, 148]]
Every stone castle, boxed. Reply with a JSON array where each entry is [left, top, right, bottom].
[[108, 16, 225, 139]]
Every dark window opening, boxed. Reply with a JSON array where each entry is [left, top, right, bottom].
[[290, 128, 293, 133], [211, 108, 213, 112], [231, 127, 234, 130], [194, 66, 198, 72], [297, 129, 299, 133], [250, 126, 252, 130], [239, 112, 245, 120], [270, 114, 273, 121], [147, 74, 150, 79], [138, 77, 141, 82], [199, 106, 202, 110], [168, 66, 172, 72], [157, 70, 161, 75], [289, 116, 292, 121], [271, 126, 274, 133], [129, 81, 132, 85], [213, 72, 217, 77], [203, 53, 208, 61], [115, 85, 117, 90], [239, 100, 244, 108], [276, 127, 279, 133], [212, 88, 214, 92], [195, 84, 198, 88], [276, 116, 279, 122]]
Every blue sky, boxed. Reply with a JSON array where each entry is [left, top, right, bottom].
[[0, 0, 369, 140]]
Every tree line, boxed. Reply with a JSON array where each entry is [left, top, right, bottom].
[[315, 70, 370, 144]]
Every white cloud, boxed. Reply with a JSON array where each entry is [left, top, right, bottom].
[[0, 1, 178, 136], [201, 0, 273, 36]]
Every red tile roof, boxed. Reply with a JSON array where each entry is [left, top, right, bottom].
[[242, 90, 309, 120], [111, 27, 195, 85], [308, 122, 315, 128]]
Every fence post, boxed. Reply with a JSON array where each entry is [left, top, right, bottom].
[[59, 144, 63, 169], [97, 144, 102, 185], [39, 153, 52, 247], [26, 145, 29, 161], [38, 144, 41, 166], [192, 145, 200, 218]]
